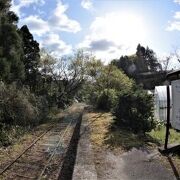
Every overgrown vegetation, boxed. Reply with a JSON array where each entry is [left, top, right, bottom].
[[88, 111, 180, 152], [0, 1, 88, 146], [149, 126, 180, 144], [1, 0, 179, 148], [113, 86, 155, 133], [80, 63, 133, 109], [79, 59, 155, 133], [0, 83, 39, 126], [88, 112, 159, 151], [111, 44, 166, 89], [96, 89, 118, 111], [0, 124, 26, 146]]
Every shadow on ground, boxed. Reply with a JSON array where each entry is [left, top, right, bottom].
[[103, 119, 161, 151], [161, 149, 180, 180], [89, 109, 180, 179]]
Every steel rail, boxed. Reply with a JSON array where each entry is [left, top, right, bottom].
[[0, 126, 53, 175], [37, 119, 75, 180]]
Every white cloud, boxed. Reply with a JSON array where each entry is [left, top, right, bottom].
[[19, 16, 72, 55], [174, 12, 180, 19], [166, 11, 180, 31], [49, 1, 81, 33], [18, 1, 81, 34], [41, 33, 72, 56], [15, 0, 81, 57], [18, 0, 45, 6], [81, 0, 93, 10], [174, 0, 180, 4], [166, 21, 180, 31], [167, 1, 180, 31], [20, 15, 49, 36], [78, 12, 148, 62], [11, 0, 45, 17]]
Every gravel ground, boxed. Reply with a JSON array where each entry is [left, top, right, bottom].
[[93, 146, 176, 180]]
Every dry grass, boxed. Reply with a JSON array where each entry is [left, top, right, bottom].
[[87, 110, 180, 178], [0, 123, 50, 166], [87, 112, 113, 147], [0, 112, 59, 168], [87, 111, 160, 153], [86, 108, 180, 179]]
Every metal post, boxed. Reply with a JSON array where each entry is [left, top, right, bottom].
[[164, 85, 170, 150]]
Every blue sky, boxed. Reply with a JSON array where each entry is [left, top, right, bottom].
[[10, 0, 180, 66]]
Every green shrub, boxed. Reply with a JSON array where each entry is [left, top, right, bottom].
[[113, 86, 155, 133], [0, 82, 50, 147], [0, 82, 49, 127], [97, 89, 118, 111], [0, 123, 26, 146], [36, 95, 49, 122]]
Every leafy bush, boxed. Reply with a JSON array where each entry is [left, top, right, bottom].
[[0, 123, 26, 146], [113, 86, 155, 133], [0, 82, 48, 127], [36, 95, 49, 122], [97, 89, 118, 111]]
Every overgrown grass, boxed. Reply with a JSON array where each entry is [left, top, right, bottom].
[[104, 129, 160, 150], [88, 110, 180, 152], [149, 126, 180, 145], [88, 111, 160, 151], [87, 110, 180, 175], [87, 112, 112, 147], [0, 109, 57, 147], [0, 125, 28, 147]]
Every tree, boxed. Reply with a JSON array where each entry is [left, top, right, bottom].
[[19, 25, 40, 92], [95, 65, 133, 110], [111, 56, 135, 76], [55, 50, 90, 107], [81, 60, 134, 110], [112, 44, 165, 89], [0, 0, 24, 82], [86, 57, 103, 81], [38, 49, 90, 108], [136, 44, 162, 72], [159, 55, 172, 71], [95, 64, 133, 92], [113, 85, 155, 133], [37, 49, 56, 98], [135, 44, 149, 72]]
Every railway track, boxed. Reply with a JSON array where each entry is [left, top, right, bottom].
[[0, 112, 81, 180]]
